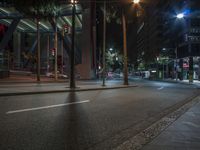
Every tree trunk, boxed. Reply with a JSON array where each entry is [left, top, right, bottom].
[[47, 34, 50, 74], [102, 1, 106, 86], [61, 30, 64, 74], [122, 11, 128, 85], [54, 17, 58, 81], [36, 17, 40, 82]]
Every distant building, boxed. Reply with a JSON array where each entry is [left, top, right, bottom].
[[137, 0, 200, 81], [160, 0, 200, 81], [136, 0, 163, 69], [0, 1, 97, 79]]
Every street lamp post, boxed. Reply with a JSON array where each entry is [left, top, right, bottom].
[[175, 46, 178, 82], [162, 47, 177, 80], [133, 0, 140, 3], [162, 62, 165, 80], [188, 19, 193, 83], [70, 0, 76, 88], [176, 12, 193, 83]]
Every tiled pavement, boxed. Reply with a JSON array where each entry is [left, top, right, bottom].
[[142, 100, 200, 150]]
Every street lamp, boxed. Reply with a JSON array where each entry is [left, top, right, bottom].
[[116, 56, 119, 61], [70, 0, 77, 88], [109, 48, 113, 51], [175, 12, 193, 82], [133, 0, 140, 4], [176, 11, 193, 83], [176, 13, 184, 19], [71, 0, 77, 3]]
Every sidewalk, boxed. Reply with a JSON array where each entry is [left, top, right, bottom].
[[0, 74, 68, 83], [0, 75, 136, 96], [142, 98, 200, 150]]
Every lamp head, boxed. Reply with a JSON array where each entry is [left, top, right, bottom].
[[176, 13, 184, 19], [133, 0, 140, 4]]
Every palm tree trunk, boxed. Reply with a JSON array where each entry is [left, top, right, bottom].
[[47, 34, 50, 74], [54, 17, 58, 81], [61, 30, 64, 74], [36, 17, 40, 82], [122, 10, 128, 85], [102, 1, 106, 86]]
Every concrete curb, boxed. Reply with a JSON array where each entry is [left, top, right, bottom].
[[113, 94, 200, 150], [149, 79, 196, 85], [0, 85, 137, 97], [0, 80, 68, 84]]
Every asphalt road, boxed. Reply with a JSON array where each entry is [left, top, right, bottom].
[[0, 80, 199, 150]]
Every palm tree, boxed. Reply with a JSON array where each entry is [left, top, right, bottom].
[[103, 0, 136, 85], [13, 0, 61, 81]]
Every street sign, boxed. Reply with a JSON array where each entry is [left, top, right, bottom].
[[50, 48, 55, 56]]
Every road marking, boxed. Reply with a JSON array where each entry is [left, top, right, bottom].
[[6, 100, 90, 114], [157, 87, 164, 90]]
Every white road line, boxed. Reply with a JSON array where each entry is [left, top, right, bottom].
[[6, 100, 90, 114], [157, 87, 164, 90]]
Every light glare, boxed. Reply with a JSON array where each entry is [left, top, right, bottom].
[[133, 0, 140, 3], [71, 0, 77, 3], [177, 13, 184, 19]]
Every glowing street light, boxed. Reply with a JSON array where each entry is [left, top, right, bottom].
[[109, 48, 113, 51], [116, 56, 119, 61], [71, 0, 77, 3], [176, 13, 184, 19], [133, 0, 140, 4]]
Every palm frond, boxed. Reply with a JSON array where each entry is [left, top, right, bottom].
[[13, 0, 61, 18]]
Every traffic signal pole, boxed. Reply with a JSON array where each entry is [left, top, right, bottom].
[[70, 1, 76, 88]]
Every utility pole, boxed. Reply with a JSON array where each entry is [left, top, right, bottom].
[[47, 34, 50, 74], [188, 18, 193, 83], [70, 0, 76, 88], [175, 46, 178, 82], [162, 62, 164, 80]]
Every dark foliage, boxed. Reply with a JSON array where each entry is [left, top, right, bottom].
[[13, 0, 61, 18]]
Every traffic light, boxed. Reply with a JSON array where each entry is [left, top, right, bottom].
[[51, 48, 55, 56]]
